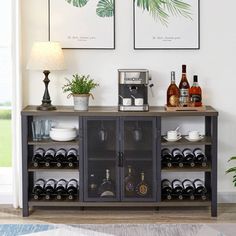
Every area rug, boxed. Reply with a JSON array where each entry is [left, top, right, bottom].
[[0, 224, 231, 236]]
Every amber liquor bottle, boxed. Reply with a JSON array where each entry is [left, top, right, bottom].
[[167, 71, 180, 107], [190, 75, 202, 107], [136, 171, 149, 197], [124, 166, 135, 197], [179, 65, 190, 107]]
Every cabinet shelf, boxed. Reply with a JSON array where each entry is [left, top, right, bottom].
[[28, 167, 79, 172], [28, 138, 79, 146], [162, 165, 211, 172], [160, 200, 211, 207], [29, 199, 80, 207], [161, 136, 212, 146]]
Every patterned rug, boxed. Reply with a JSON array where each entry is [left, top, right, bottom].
[[0, 223, 232, 236]]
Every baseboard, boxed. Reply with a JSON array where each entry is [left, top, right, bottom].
[[218, 192, 236, 203]]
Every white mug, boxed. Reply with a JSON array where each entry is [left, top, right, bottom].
[[131, 95, 144, 106], [167, 130, 181, 140], [120, 96, 132, 106], [188, 131, 201, 140]]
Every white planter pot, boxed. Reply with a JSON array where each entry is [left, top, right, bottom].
[[73, 94, 90, 111]]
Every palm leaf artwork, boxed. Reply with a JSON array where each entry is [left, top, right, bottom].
[[65, 0, 89, 8], [226, 157, 236, 187], [96, 0, 114, 17], [136, 0, 192, 26]]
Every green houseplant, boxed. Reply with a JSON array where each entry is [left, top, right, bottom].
[[226, 156, 236, 186], [62, 74, 99, 111]]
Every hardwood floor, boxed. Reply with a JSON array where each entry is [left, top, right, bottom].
[[0, 204, 236, 224]]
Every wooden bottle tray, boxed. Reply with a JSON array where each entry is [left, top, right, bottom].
[[165, 105, 206, 112]]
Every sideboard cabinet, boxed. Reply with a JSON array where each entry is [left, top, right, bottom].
[[21, 106, 218, 217]]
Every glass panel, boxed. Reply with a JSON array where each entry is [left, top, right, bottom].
[[86, 119, 118, 200], [123, 120, 154, 199]]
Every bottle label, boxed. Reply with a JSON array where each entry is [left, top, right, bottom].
[[191, 94, 202, 103], [57, 180, 67, 189], [172, 180, 182, 189], [194, 149, 204, 156], [138, 184, 148, 196], [45, 149, 55, 157], [67, 180, 77, 188], [194, 180, 204, 188], [183, 180, 193, 189], [183, 149, 193, 157], [45, 180, 55, 188], [56, 149, 66, 157], [169, 95, 179, 106], [125, 182, 135, 192], [172, 149, 182, 157], [67, 149, 77, 156], [35, 180, 44, 188], [179, 89, 189, 104]]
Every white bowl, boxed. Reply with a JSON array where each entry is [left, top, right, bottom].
[[51, 127, 76, 132], [50, 130, 77, 142]]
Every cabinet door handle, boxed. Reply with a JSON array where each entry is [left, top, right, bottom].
[[120, 152, 124, 167]]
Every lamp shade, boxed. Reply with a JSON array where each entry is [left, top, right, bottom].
[[27, 42, 66, 71]]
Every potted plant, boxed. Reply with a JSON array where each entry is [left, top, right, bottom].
[[226, 156, 236, 186], [62, 74, 99, 111]]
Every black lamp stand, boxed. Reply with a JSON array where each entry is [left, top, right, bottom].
[[37, 70, 56, 111]]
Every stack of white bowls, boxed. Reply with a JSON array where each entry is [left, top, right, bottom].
[[49, 127, 77, 141]]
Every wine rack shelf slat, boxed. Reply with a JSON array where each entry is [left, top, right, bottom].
[[161, 136, 212, 146]]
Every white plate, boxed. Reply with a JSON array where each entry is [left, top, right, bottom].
[[163, 136, 182, 142], [185, 135, 204, 142]]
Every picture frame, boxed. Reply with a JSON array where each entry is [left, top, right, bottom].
[[133, 0, 200, 50], [48, 0, 115, 50]]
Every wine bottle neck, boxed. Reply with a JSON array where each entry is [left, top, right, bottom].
[[141, 172, 145, 181], [106, 170, 110, 180]]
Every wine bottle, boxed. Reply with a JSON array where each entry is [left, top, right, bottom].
[[55, 148, 67, 168], [45, 179, 56, 200], [136, 172, 149, 197], [161, 179, 172, 200], [67, 179, 78, 200], [167, 71, 180, 107], [32, 179, 45, 200], [124, 166, 135, 197], [44, 148, 56, 167], [172, 148, 184, 167], [190, 75, 202, 107], [161, 148, 172, 168], [172, 179, 183, 200], [193, 148, 207, 167], [98, 169, 115, 198], [89, 174, 97, 197], [55, 179, 67, 200], [182, 148, 195, 167], [182, 179, 195, 200], [32, 148, 45, 167], [193, 179, 207, 200], [179, 65, 190, 107], [67, 148, 78, 168]]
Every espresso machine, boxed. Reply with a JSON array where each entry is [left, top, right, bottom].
[[118, 69, 151, 111]]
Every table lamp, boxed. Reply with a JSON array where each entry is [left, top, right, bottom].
[[27, 42, 66, 111]]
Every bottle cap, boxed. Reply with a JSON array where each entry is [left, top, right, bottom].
[[182, 65, 186, 73], [193, 75, 198, 82]]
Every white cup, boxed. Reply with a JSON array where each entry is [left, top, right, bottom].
[[167, 130, 181, 140], [188, 131, 201, 140], [120, 96, 132, 106], [131, 95, 144, 106]]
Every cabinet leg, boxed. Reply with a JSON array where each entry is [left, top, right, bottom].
[[211, 204, 217, 217], [22, 207, 29, 217]]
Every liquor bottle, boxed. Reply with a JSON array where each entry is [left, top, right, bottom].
[[45, 179, 56, 200], [66, 148, 78, 168], [161, 148, 173, 168], [167, 71, 180, 107], [124, 166, 135, 197], [182, 148, 195, 167], [172, 179, 183, 200], [172, 148, 184, 167], [55, 148, 67, 168], [190, 75, 202, 107], [89, 174, 97, 196], [136, 171, 149, 197], [67, 179, 78, 200], [44, 148, 56, 167], [193, 148, 207, 167], [161, 179, 172, 200], [32, 179, 45, 200], [193, 179, 207, 200], [179, 65, 190, 107], [32, 148, 45, 167], [55, 179, 67, 200], [182, 179, 195, 200], [98, 169, 115, 198]]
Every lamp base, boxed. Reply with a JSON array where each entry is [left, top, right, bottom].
[[37, 104, 57, 111]]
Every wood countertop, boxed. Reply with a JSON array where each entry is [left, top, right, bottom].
[[21, 106, 218, 117]]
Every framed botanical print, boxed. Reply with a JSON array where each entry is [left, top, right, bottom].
[[134, 0, 200, 50], [49, 0, 115, 49]]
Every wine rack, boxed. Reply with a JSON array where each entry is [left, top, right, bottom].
[[22, 106, 218, 217]]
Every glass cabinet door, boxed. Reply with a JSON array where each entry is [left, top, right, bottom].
[[121, 118, 156, 201], [84, 118, 120, 201]]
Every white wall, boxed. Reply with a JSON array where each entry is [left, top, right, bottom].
[[21, 0, 236, 199]]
